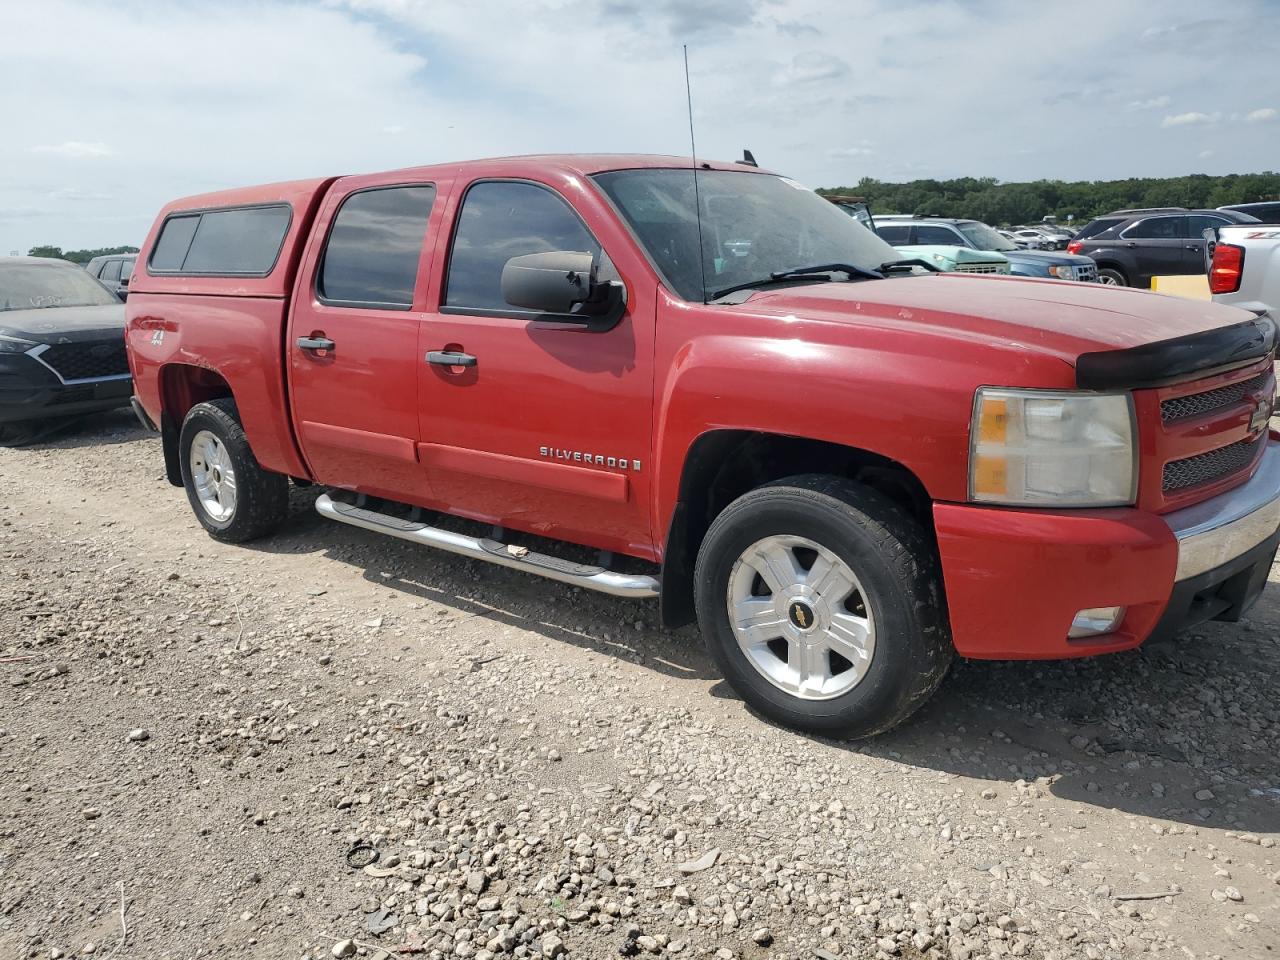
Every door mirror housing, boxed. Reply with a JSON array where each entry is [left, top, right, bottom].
[[501, 251, 626, 332]]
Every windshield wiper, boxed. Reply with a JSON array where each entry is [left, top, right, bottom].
[[709, 262, 884, 302], [878, 258, 940, 273]]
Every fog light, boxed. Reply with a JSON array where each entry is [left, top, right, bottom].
[[1069, 606, 1125, 639]]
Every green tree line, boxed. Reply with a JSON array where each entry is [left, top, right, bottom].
[[27, 245, 139, 265], [817, 173, 1280, 226]]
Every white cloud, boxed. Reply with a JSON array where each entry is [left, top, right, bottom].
[[1198, 149, 1215, 159], [382, 124, 407, 135], [1161, 111, 1221, 127], [1126, 95, 1170, 110], [28, 141, 114, 159], [773, 51, 849, 86], [828, 147, 873, 159], [1246, 107, 1277, 123]]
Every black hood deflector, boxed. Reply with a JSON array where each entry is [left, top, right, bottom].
[[1076, 314, 1276, 390]]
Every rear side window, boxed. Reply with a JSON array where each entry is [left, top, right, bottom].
[[1122, 216, 1184, 240], [120, 260, 134, 281], [318, 185, 437, 308], [876, 224, 911, 243], [149, 205, 291, 276], [445, 180, 604, 313], [101, 260, 122, 282]]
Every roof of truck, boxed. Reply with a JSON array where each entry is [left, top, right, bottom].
[[160, 155, 771, 212]]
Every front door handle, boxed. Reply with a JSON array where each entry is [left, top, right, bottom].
[[426, 350, 477, 367], [297, 336, 336, 352]]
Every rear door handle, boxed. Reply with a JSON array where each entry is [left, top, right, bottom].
[[297, 336, 335, 352], [426, 350, 477, 367]]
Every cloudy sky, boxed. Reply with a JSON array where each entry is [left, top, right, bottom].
[[2, 0, 1278, 253]]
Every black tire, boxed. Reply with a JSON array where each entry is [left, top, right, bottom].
[[694, 475, 952, 738], [178, 398, 288, 543], [1097, 267, 1127, 286]]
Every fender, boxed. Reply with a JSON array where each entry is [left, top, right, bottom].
[[648, 293, 1079, 556]]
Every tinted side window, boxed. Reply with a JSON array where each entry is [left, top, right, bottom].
[[319, 185, 436, 308], [149, 206, 290, 275], [1187, 214, 1228, 237], [150, 215, 200, 271], [916, 225, 963, 245], [183, 206, 291, 274], [445, 181, 602, 312], [1076, 217, 1124, 240], [1123, 216, 1183, 240], [101, 260, 122, 283], [876, 224, 912, 243]]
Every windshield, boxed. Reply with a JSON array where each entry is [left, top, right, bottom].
[[592, 169, 900, 302], [0, 261, 119, 311], [957, 222, 1018, 252]]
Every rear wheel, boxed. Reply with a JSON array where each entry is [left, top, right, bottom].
[[179, 399, 288, 542], [694, 475, 952, 738], [1097, 267, 1127, 286]]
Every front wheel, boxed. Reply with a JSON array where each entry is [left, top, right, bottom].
[[1097, 267, 1127, 286], [694, 476, 952, 738], [179, 399, 288, 542]]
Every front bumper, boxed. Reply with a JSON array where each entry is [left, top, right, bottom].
[[0, 352, 132, 424], [935, 439, 1280, 659]]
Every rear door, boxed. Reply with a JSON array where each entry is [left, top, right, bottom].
[[1119, 215, 1187, 285], [1186, 214, 1232, 274], [287, 180, 442, 503]]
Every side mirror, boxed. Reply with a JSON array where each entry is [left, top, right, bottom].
[[501, 251, 626, 332], [120, 276, 130, 286]]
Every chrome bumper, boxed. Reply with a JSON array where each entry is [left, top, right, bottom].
[[1166, 440, 1280, 581]]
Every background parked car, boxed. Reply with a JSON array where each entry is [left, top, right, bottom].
[[85, 253, 136, 300], [1217, 201, 1280, 223], [997, 228, 1040, 248], [0, 257, 131, 445], [1010, 227, 1065, 250], [1067, 208, 1261, 287], [868, 218, 1009, 274], [876, 217, 1096, 280]]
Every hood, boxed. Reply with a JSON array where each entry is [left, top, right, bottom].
[[735, 273, 1260, 364], [0, 303, 126, 345], [893, 244, 1008, 266]]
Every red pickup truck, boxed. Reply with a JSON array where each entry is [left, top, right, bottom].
[[125, 154, 1280, 737]]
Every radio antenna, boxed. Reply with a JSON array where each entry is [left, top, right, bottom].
[[683, 44, 709, 304]]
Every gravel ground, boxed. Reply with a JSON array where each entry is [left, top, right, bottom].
[[1, 410, 1278, 960]]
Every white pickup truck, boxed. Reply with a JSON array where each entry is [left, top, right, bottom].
[[1206, 223, 1280, 314]]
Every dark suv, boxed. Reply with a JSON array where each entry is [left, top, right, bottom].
[[1068, 208, 1260, 287], [85, 254, 136, 300]]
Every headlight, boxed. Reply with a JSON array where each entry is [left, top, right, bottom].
[[970, 388, 1136, 506], [0, 333, 38, 354], [1047, 265, 1076, 279]]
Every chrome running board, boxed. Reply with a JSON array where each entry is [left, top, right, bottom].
[[315, 493, 660, 599]]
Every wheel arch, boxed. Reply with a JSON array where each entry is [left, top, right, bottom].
[[158, 364, 234, 487], [659, 429, 935, 628]]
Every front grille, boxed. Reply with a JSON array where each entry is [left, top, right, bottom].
[[1161, 372, 1269, 423], [955, 263, 1004, 274], [1163, 439, 1260, 492], [38, 340, 129, 381], [1074, 263, 1098, 282]]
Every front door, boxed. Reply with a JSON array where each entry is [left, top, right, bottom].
[[288, 182, 439, 503], [415, 178, 655, 558]]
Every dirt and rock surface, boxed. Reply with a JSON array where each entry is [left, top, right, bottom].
[[1, 410, 1277, 960]]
